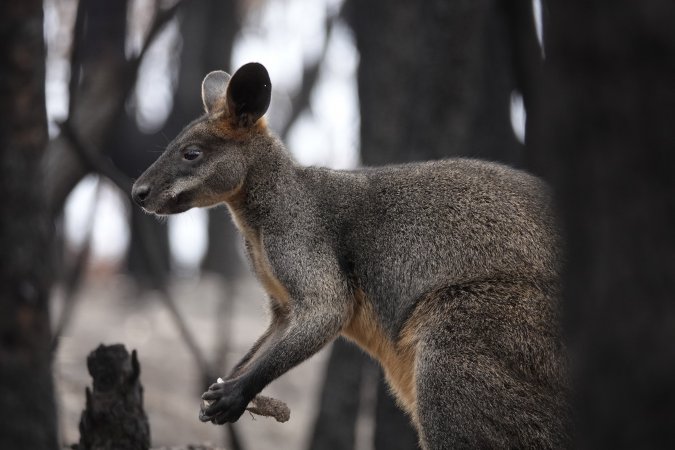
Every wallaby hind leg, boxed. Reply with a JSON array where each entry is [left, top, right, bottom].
[[416, 345, 561, 449], [412, 282, 568, 449]]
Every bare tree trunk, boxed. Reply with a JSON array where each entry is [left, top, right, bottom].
[[78, 345, 150, 450], [308, 339, 368, 450], [349, 0, 521, 166], [0, 2, 58, 448], [532, 1, 675, 447]]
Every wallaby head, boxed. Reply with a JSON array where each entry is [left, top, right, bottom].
[[132, 62, 272, 215]]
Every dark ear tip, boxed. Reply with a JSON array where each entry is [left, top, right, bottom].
[[228, 62, 272, 122], [242, 62, 266, 71], [237, 62, 270, 80], [232, 62, 271, 94]]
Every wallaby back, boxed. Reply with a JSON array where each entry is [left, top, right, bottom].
[[132, 62, 568, 449]]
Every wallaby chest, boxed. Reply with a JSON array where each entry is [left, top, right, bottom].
[[245, 231, 290, 307], [226, 200, 290, 308]]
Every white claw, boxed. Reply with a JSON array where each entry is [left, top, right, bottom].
[[202, 377, 225, 409]]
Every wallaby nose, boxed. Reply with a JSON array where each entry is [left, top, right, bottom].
[[132, 184, 151, 206]]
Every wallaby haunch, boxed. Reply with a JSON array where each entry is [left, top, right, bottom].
[[132, 63, 569, 449]]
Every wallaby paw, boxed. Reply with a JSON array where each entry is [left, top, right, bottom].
[[199, 379, 249, 424]]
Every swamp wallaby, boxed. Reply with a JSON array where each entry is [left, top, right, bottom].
[[132, 62, 569, 449]]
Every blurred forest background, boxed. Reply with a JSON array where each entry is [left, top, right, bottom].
[[1, 0, 674, 449]]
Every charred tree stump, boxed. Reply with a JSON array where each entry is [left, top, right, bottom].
[[78, 344, 150, 450]]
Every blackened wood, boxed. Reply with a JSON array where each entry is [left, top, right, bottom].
[[78, 344, 150, 450], [308, 339, 366, 450], [532, 1, 675, 447], [0, 1, 58, 448]]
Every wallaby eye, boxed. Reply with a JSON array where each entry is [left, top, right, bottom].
[[183, 146, 202, 161]]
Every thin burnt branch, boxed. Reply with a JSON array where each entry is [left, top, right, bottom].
[[133, 213, 213, 376], [129, 0, 188, 78], [279, 9, 341, 141], [59, 120, 133, 193], [246, 395, 291, 423], [50, 178, 102, 356], [67, 0, 87, 119]]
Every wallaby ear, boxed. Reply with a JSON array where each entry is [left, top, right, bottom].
[[226, 62, 271, 127], [201, 70, 231, 113]]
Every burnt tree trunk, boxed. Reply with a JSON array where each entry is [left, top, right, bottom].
[[0, 2, 58, 449], [308, 338, 373, 449], [533, 2, 675, 448], [350, 0, 522, 166], [78, 345, 150, 450]]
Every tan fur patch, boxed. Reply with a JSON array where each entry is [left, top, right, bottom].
[[225, 188, 290, 308], [190, 112, 268, 143], [211, 115, 268, 142], [342, 290, 419, 418]]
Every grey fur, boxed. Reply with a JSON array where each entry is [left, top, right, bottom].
[[132, 63, 569, 449]]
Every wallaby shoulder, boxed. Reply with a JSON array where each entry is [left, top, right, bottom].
[[285, 157, 559, 330]]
